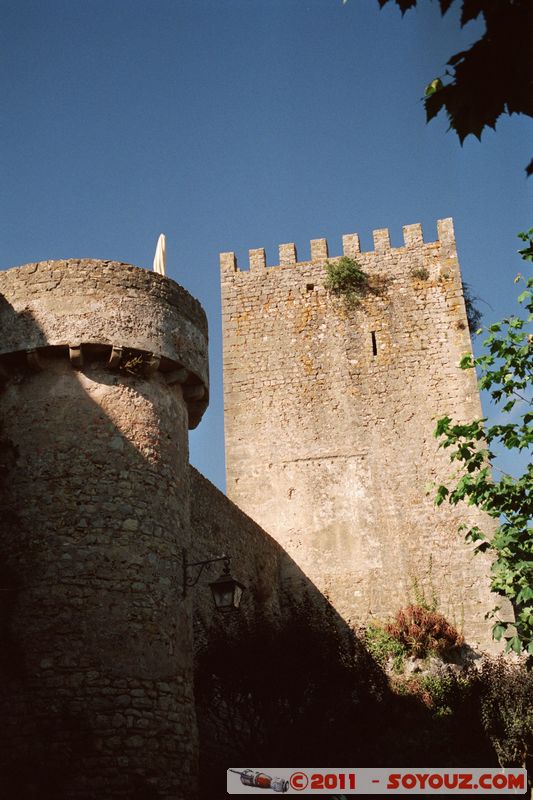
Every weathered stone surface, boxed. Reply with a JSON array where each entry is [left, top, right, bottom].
[[0, 259, 209, 428], [220, 219, 501, 649], [0, 223, 509, 798], [0, 261, 208, 798], [190, 466, 292, 633], [188, 465, 356, 797]]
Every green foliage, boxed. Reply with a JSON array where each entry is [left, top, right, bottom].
[[478, 656, 533, 767], [364, 623, 408, 671], [378, 0, 533, 176], [389, 657, 532, 767], [386, 604, 464, 659], [518, 228, 533, 262], [435, 234, 533, 656], [393, 673, 470, 718], [419, 674, 460, 717], [411, 266, 429, 280], [324, 257, 369, 306]]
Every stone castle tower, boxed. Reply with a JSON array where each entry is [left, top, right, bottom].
[[0, 223, 500, 797], [0, 260, 208, 798], [221, 218, 495, 644]]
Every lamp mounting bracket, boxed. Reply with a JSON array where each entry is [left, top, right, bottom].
[[182, 548, 230, 597]]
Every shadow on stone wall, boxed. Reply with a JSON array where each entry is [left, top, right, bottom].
[[0, 293, 194, 799], [194, 614, 497, 798], [195, 623, 500, 798], [189, 470, 498, 800], [0, 293, 503, 800]]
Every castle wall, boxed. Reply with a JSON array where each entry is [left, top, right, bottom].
[[189, 465, 344, 634], [220, 219, 498, 647], [188, 466, 362, 798], [0, 261, 208, 799], [189, 465, 289, 775], [189, 466, 284, 631]]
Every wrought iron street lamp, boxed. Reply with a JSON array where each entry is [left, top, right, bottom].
[[182, 549, 245, 612]]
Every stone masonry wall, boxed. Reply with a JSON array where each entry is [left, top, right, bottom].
[[0, 259, 209, 426], [189, 465, 345, 635], [188, 466, 359, 797], [0, 261, 208, 799], [221, 219, 499, 648], [190, 466, 285, 632]]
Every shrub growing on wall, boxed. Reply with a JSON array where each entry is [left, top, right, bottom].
[[324, 257, 369, 305], [462, 282, 483, 334], [385, 604, 464, 659]]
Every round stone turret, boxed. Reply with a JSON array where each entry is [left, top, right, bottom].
[[0, 260, 208, 798], [0, 259, 208, 427]]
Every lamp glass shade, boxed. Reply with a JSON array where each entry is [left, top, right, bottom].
[[209, 572, 245, 612]]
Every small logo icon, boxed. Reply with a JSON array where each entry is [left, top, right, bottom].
[[229, 769, 289, 793]]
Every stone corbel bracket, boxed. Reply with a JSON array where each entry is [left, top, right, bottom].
[[69, 344, 83, 370], [108, 345, 123, 369], [0, 342, 208, 430], [26, 349, 43, 371]]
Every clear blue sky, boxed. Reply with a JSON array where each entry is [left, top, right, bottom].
[[2, 0, 531, 490]]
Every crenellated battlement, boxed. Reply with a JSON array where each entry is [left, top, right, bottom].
[[220, 212, 499, 651], [220, 218, 456, 273]]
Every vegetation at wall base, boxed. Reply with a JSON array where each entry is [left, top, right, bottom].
[[364, 623, 408, 672], [195, 607, 531, 798], [391, 656, 532, 770], [366, 612, 532, 770], [364, 601, 464, 671], [390, 672, 469, 718], [435, 231, 533, 657], [477, 656, 533, 768]]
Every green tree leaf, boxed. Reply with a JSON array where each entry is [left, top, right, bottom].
[[378, 1, 533, 175], [434, 248, 533, 658]]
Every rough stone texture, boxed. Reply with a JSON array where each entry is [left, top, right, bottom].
[[190, 466, 284, 630], [0, 260, 209, 427], [189, 465, 334, 636], [0, 261, 208, 799], [221, 219, 501, 648], [188, 466, 354, 797], [0, 232, 509, 796]]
